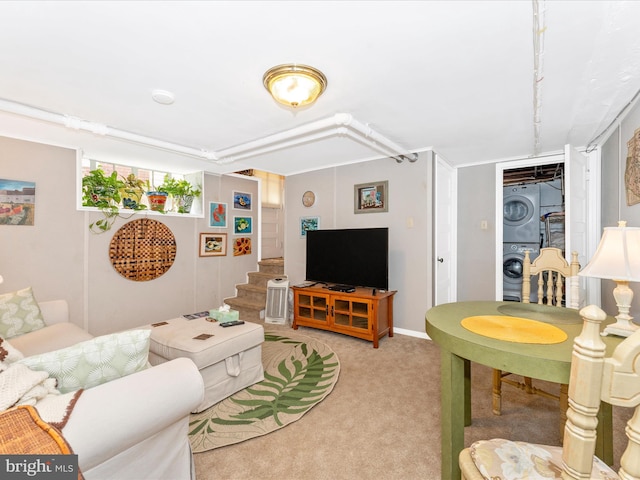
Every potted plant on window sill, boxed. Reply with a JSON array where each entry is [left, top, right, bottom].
[[158, 175, 201, 214], [82, 169, 127, 233], [145, 180, 169, 213], [119, 174, 148, 211]]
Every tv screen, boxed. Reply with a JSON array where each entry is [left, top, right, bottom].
[[305, 228, 389, 290]]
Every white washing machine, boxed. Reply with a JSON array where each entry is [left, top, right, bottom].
[[503, 184, 541, 244], [503, 243, 539, 302]]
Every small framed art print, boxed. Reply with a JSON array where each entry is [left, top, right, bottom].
[[199, 233, 227, 257], [354, 180, 388, 213]]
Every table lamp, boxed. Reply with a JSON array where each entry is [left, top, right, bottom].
[[579, 220, 640, 337]]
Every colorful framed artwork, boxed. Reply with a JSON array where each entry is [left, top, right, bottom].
[[354, 180, 388, 213], [233, 216, 252, 235], [300, 216, 320, 237], [199, 233, 227, 257], [209, 202, 227, 228], [233, 191, 252, 210], [233, 237, 252, 256], [0, 178, 35, 226]]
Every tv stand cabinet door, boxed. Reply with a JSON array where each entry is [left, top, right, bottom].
[[293, 289, 330, 328], [332, 296, 373, 334]]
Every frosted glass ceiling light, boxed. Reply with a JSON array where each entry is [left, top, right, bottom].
[[263, 64, 327, 108], [579, 220, 640, 337]]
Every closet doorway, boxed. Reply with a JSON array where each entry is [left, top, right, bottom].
[[495, 146, 598, 307], [502, 162, 564, 303]]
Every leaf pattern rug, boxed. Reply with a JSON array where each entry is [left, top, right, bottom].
[[188, 331, 340, 452]]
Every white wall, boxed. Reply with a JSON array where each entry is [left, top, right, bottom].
[[284, 152, 431, 336], [456, 163, 497, 300], [0, 136, 259, 335], [601, 99, 640, 323]]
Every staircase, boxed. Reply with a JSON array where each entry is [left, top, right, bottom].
[[223, 258, 285, 322]]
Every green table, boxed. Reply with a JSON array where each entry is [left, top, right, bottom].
[[425, 301, 622, 480]]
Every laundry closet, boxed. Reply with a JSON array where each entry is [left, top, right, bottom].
[[502, 163, 564, 302]]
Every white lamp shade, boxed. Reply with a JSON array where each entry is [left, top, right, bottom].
[[579, 222, 640, 281]]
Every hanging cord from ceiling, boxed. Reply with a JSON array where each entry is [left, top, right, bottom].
[[532, 0, 546, 157]]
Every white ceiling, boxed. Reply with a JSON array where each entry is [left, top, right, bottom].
[[1, 1, 640, 176]]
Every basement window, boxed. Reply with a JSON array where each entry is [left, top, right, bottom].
[[252, 170, 284, 208], [79, 158, 203, 217]]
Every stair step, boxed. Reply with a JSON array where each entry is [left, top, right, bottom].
[[223, 296, 264, 322], [247, 271, 285, 288], [258, 257, 284, 275], [235, 283, 268, 303], [225, 257, 285, 323]]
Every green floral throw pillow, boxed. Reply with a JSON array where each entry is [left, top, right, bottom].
[[0, 286, 46, 339], [18, 329, 151, 393]]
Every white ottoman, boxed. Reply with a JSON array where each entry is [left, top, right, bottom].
[[146, 317, 264, 413]]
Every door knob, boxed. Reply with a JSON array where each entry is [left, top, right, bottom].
[[437, 257, 444, 263]]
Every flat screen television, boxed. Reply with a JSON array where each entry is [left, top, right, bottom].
[[305, 227, 389, 290]]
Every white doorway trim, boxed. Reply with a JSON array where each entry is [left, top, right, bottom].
[[494, 149, 601, 304], [434, 154, 457, 305], [494, 153, 564, 301]]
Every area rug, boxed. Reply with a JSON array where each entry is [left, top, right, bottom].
[[188, 331, 340, 453]]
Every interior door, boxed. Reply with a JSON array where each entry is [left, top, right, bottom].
[[434, 154, 457, 305], [564, 144, 590, 307]]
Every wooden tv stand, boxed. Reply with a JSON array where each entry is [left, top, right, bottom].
[[291, 285, 396, 348]]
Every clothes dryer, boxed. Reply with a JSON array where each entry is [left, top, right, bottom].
[[503, 184, 541, 244], [503, 243, 539, 302]]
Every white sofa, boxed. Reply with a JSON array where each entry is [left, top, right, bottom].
[[9, 300, 205, 480]]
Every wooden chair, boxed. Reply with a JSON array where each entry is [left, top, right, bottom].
[[461, 304, 640, 480], [493, 248, 581, 418]]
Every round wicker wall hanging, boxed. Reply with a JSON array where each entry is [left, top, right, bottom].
[[109, 218, 177, 281]]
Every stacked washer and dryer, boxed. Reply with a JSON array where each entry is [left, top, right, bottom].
[[503, 185, 541, 302]]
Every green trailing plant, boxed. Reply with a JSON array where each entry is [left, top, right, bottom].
[[158, 175, 201, 197], [82, 169, 137, 233], [158, 174, 201, 213]]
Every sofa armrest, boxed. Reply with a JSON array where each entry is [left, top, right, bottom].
[[39, 300, 70, 325], [62, 357, 204, 472]]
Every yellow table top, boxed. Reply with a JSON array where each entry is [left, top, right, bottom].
[[461, 315, 568, 344]]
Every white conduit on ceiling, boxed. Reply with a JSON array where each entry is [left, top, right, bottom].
[[0, 99, 417, 164], [532, 0, 546, 156], [215, 113, 418, 164]]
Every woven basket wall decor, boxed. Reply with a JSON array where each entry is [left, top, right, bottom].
[[109, 218, 177, 281]]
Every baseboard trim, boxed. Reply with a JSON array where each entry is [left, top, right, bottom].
[[394, 327, 430, 340]]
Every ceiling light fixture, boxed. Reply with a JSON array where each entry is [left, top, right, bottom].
[[263, 64, 327, 108]]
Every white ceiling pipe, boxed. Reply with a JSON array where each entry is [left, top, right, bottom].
[[216, 129, 339, 164], [0, 98, 218, 160], [215, 112, 416, 164], [217, 119, 415, 164], [340, 115, 418, 162], [215, 114, 344, 159], [341, 128, 411, 163], [0, 98, 416, 165]]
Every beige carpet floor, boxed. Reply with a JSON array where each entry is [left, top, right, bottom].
[[193, 322, 632, 480]]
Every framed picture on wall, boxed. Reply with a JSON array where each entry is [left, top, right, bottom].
[[233, 237, 252, 256], [300, 216, 320, 237], [233, 191, 252, 210], [199, 233, 227, 257], [209, 202, 227, 228], [233, 216, 253, 235], [0, 178, 35, 226], [354, 180, 388, 213]]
